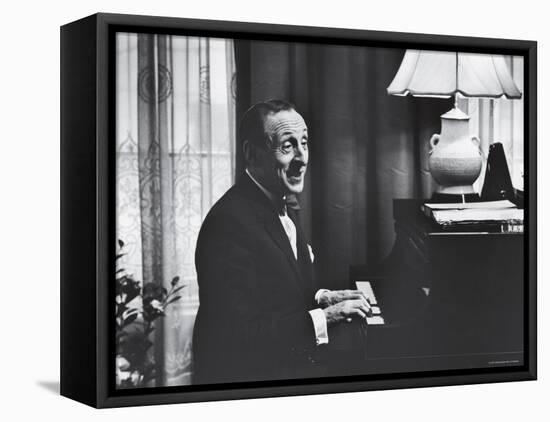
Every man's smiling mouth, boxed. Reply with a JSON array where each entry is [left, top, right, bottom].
[[286, 162, 305, 179]]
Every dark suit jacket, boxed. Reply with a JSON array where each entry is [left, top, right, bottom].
[[192, 175, 322, 384]]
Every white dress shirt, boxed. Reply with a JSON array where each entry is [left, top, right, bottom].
[[245, 169, 329, 345]]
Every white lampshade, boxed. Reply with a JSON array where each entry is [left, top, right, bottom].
[[387, 50, 522, 99]]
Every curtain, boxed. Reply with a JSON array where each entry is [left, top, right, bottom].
[[235, 41, 451, 290], [460, 56, 524, 192], [116, 33, 236, 386]]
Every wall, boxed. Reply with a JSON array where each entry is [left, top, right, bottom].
[[2, 0, 546, 421]]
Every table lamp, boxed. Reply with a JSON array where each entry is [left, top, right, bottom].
[[387, 50, 522, 202]]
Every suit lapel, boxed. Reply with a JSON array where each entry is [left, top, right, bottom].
[[263, 214, 309, 298], [289, 209, 315, 294], [235, 175, 309, 298]]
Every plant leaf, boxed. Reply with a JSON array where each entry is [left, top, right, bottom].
[[170, 276, 180, 286], [122, 314, 138, 326], [166, 295, 182, 305], [170, 285, 186, 296]]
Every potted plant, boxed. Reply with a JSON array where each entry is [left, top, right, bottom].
[[115, 240, 183, 388]]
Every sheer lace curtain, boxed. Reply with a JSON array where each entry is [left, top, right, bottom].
[[116, 33, 236, 386], [460, 56, 524, 192]]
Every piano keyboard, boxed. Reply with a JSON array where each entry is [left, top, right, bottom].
[[356, 281, 385, 325]]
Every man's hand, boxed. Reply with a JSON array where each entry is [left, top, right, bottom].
[[322, 298, 372, 325], [318, 289, 369, 308]]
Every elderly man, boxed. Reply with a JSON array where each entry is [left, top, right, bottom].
[[192, 100, 371, 384]]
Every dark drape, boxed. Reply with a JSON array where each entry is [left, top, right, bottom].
[[235, 40, 451, 290]]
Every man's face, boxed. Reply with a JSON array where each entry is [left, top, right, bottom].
[[254, 109, 309, 196]]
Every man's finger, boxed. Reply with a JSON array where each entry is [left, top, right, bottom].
[[347, 300, 370, 317], [355, 299, 372, 317], [361, 305, 372, 318], [356, 297, 371, 311], [350, 289, 369, 302], [351, 308, 367, 319], [349, 294, 370, 307]]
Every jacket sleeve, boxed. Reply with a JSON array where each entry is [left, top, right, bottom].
[[195, 211, 318, 367]]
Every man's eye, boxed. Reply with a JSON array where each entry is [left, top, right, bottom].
[[281, 143, 293, 152], [301, 140, 308, 149]]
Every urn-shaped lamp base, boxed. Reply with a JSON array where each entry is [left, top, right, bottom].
[[428, 107, 483, 200]]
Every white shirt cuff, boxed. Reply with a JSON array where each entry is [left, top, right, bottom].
[[314, 289, 330, 304], [308, 308, 329, 345]]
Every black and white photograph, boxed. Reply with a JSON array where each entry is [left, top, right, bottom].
[[6, 0, 549, 419], [113, 30, 528, 389]]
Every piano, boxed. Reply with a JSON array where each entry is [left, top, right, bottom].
[[346, 199, 525, 374]]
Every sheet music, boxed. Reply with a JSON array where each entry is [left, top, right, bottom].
[[423, 199, 516, 211], [431, 208, 523, 225]]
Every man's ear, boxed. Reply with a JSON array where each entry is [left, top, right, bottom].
[[243, 140, 254, 164]]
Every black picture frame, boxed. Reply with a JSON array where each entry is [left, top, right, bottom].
[[60, 12, 537, 408]]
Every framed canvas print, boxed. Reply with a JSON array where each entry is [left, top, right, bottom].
[[60, 12, 537, 408]]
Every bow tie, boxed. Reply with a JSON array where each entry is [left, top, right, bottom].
[[277, 194, 301, 215]]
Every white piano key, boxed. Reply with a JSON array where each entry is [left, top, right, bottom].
[[366, 316, 385, 325], [356, 281, 378, 305]]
